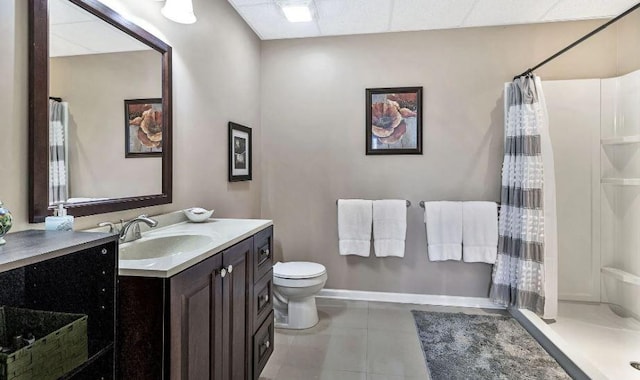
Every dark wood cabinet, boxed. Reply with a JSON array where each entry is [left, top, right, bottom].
[[251, 226, 274, 380], [169, 239, 251, 380], [222, 238, 251, 380], [253, 227, 273, 284], [252, 311, 274, 379], [0, 230, 118, 380], [119, 226, 274, 380], [169, 250, 223, 380]]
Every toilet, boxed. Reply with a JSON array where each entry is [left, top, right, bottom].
[[272, 261, 328, 330]]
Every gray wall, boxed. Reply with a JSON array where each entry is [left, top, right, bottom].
[[260, 21, 618, 296], [4, 0, 640, 298], [0, 0, 262, 231]]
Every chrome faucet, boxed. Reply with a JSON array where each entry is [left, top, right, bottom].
[[98, 221, 119, 234], [119, 215, 158, 243]]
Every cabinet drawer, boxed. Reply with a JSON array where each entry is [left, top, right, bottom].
[[253, 311, 274, 380], [253, 270, 273, 332], [253, 226, 273, 283]]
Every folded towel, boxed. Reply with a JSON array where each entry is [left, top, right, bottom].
[[338, 199, 373, 257], [424, 201, 463, 261], [462, 202, 498, 263], [373, 200, 407, 257]]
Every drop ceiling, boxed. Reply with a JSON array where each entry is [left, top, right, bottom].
[[228, 0, 640, 40], [49, 0, 151, 57]]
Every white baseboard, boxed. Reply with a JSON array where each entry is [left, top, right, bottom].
[[317, 288, 505, 310]]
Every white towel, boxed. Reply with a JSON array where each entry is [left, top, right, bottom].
[[462, 202, 498, 263], [338, 199, 373, 257], [373, 200, 407, 257], [424, 201, 463, 261]]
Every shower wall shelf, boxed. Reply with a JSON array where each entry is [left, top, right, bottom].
[[601, 135, 640, 145], [601, 267, 640, 286], [600, 178, 640, 186]]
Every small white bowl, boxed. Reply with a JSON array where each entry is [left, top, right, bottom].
[[184, 207, 214, 223]]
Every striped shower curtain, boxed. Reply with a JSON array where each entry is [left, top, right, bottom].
[[49, 99, 69, 204], [490, 75, 558, 318]]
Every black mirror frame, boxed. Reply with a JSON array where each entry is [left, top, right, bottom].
[[28, 0, 173, 223]]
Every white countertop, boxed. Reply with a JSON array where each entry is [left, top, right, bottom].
[[118, 218, 272, 278]]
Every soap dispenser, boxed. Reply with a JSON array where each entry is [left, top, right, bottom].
[[45, 204, 74, 231]]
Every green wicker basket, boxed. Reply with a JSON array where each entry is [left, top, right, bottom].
[[0, 307, 88, 380]]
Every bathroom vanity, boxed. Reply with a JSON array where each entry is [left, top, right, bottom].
[[0, 230, 118, 379], [117, 219, 274, 380]]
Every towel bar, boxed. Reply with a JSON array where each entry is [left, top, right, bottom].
[[336, 200, 411, 207], [419, 201, 501, 210]]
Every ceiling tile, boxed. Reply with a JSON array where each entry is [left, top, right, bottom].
[[51, 21, 150, 55], [229, 0, 634, 40], [316, 0, 393, 36], [462, 0, 559, 27], [50, 0, 96, 25], [542, 0, 638, 22], [49, 34, 95, 57], [229, 0, 271, 6], [391, 0, 477, 31], [238, 3, 320, 39]]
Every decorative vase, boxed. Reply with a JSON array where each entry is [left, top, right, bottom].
[[0, 201, 13, 246]]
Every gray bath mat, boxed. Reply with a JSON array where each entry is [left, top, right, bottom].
[[411, 311, 570, 380]]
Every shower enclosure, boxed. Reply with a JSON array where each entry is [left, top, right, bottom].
[[524, 71, 640, 380]]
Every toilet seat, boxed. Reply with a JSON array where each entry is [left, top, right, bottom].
[[274, 261, 326, 279]]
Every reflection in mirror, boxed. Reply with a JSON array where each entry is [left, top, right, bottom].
[[29, 0, 172, 222], [48, 0, 163, 206]]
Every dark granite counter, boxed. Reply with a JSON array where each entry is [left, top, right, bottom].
[[0, 230, 117, 274]]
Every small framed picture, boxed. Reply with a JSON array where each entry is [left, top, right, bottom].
[[366, 87, 423, 155], [228, 122, 252, 182], [124, 98, 163, 157]]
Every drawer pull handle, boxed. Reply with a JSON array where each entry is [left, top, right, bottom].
[[263, 340, 270, 349], [262, 248, 270, 257], [258, 293, 270, 309], [227, 265, 233, 274], [101, 248, 108, 255], [220, 268, 227, 278]]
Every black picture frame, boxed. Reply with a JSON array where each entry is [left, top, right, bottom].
[[366, 87, 423, 155], [124, 98, 163, 158], [228, 122, 252, 182]]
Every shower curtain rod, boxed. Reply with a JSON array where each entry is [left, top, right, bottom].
[[513, 1, 640, 80]]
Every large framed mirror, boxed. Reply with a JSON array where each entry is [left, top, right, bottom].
[[29, 0, 172, 223]]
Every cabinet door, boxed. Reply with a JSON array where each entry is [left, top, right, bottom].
[[170, 253, 223, 380], [222, 237, 252, 380]]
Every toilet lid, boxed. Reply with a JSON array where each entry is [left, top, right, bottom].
[[273, 261, 326, 279]]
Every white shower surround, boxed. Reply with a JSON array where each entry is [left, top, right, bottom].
[[600, 69, 640, 320], [544, 70, 640, 321]]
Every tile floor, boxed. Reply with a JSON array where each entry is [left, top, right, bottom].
[[259, 298, 507, 380]]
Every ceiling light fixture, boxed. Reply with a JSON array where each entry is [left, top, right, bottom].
[[276, 0, 315, 23], [161, 0, 197, 24]]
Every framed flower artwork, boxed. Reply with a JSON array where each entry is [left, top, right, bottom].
[[365, 87, 423, 155], [124, 98, 163, 157], [228, 122, 252, 182]]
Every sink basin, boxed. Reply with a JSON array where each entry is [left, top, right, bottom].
[[120, 234, 213, 260]]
